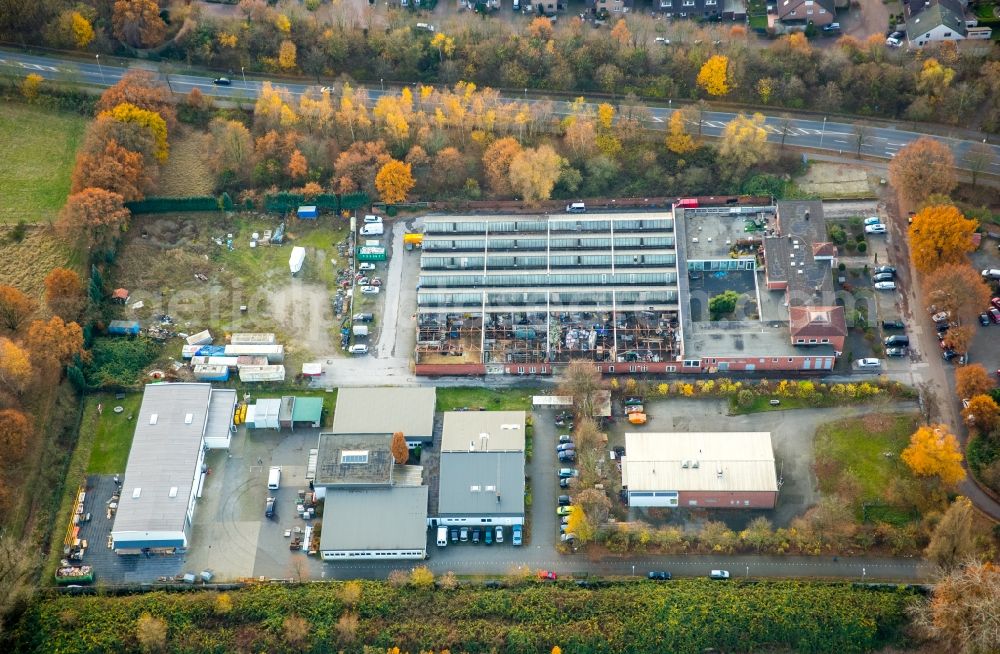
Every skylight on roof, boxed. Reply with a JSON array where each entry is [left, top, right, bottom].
[[340, 450, 369, 464]]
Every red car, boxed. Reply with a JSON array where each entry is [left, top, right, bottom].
[[991, 297, 1000, 312], [990, 308, 1000, 324], [538, 570, 557, 580]]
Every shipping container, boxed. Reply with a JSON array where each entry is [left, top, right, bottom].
[[182, 344, 201, 359], [107, 320, 140, 336], [236, 355, 269, 367], [352, 325, 369, 337], [191, 356, 239, 368], [193, 364, 230, 382], [239, 365, 286, 382], [196, 345, 227, 357], [230, 332, 276, 345], [224, 344, 285, 362], [302, 362, 323, 376], [297, 205, 318, 219], [356, 246, 387, 262], [185, 329, 212, 346], [289, 246, 306, 274]]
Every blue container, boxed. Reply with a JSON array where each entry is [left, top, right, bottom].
[[107, 320, 140, 336], [297, 205, 318, 219], [195, 345, 227, 357]]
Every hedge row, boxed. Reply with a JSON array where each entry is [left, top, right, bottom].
[[126, 192, 371, 215], [264, 191, 370, 213], [125, 196, 222, 214], [13, 580, 919, 654]]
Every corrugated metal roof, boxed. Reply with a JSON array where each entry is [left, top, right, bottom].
[[319, 486, 428, 552], [622, 432, 777, 493], [112, 384, 213, 537], [291, 397, 323, 422], [332, 387, 435, 437], [205, 389, 236, 440], [440, 411, 526, 452], [437, 451, 524, 516]]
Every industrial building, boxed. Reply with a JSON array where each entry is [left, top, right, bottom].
[[110, 383, 236, 554], [314, 433, 428, 560], [621, 432, 779, 509], [246, 396, 323, 430], [434, 411, 526, 527], [331, 387, 436, 445], [413, 199, 845, 377]]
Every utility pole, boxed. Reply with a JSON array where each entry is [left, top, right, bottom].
[[819, 116, 827, 148], [95, 54, 105, 84]]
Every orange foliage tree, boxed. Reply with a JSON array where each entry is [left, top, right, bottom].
[[955, 364, 995, 399], [901, 425, 965, 486], [112, 0, 167, 49], [0, 286, 36, 332], [921, 264, 992, 325], [287, 149, 308, 181], [44, 268, 86, 320], [0, 409, 31, 462], [58, 188, 131, 251], [908, 205, 978, 274], [25, 317, 85, 368], [527, 17, 554, 40], [390, 432, 409, 465], [95, 70, 176, 129], [0, 338, 33, 394], [962, 394, 1000, 432], [99, 103, 169, 162], [482, 137, 523, 197], [911, 561, 1000, 653], [888, 137, 957, 203], [71, 138, 149, 201], [375, 159, 415, 204]]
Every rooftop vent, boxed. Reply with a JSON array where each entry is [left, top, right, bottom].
[[500, 424, 520, 430], [485, 485, 496, 491], [169, 487, 178, 498], [470, 485, 481, 492], [681, 460, 690, 468], [149, 414, 158, 425], [132, 488, 142, 499], [184, 413, 193, 424], [692, 460, 700, 468], [716, 466, 724, 478]]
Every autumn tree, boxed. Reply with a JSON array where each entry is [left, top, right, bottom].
[[375, 159, 415, 204], [283, 615, 309, 648], [390, 431, 408, 464], [25, 316, 84, 368], [208, 118, 253, 186], [431, 147, 466, 194], [45, 9, 95, 49], [901, 425, 965, 487], [287, 149, 308, 181], [573, 416, 604, 452], [0, 286, 36, 331], [254, 82, 298, 133], [908, 204, 978, 273], [565, 505, 594, 543], [0, 410, 31, 463], [339, 580, 362, 606], [482, 137, 522, 197], [559, 360, 603, 419], [135, 613, 167, 653], [44, 268, 85, 320], [955, 364, 995, 399], [527, 16, 554, 40], [718, 113, 771, 182], [333, 141, 390, 196], [922, 264, 992, 325], [665, 107, 698, 155], [71, 138, 149, 201], [963, 395, 1000, 432], [99, 103, 169, 162], [0, 339, 32, 395], [888, 137, 957, 204], [697, 55, 731, 97], [911, 560, 1000, 653], [509, 145, 565, 202], [335, 612, 359, 644], [409, 565, 435, 589], [112, 0, 167, 49], [20, 73, 42, 101], [924, 496, 975, 570], [610, 19, 631, 46], [96, 70, 175, 127], [58, 188, 131, 251], [963, 141, 996, 187], [278, 40, 297, 70]]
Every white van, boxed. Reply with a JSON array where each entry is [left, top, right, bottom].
[[267, 466, 281, 490], [360, 223, 384, 236], [436, 526, 448, 547], [364, 214, 383, 224], [566, 202, 586, 213]]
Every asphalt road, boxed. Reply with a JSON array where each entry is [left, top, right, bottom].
[[3, 48, 999, 173]]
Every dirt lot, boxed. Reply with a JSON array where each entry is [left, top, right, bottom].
[[0, 223, 76, 307], [796, 163, 876, 198], [114, 212, 351, 369], [156, 128, 215, 197]]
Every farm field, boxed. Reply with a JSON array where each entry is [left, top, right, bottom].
[[0, 102, 86, 224]]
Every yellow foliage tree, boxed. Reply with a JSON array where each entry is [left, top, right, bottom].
[[665, 110, 697, 155], [756, 77, 774, 104], [597, 103, 614, 131], [963, 394, 1000, 432], [0, 338, 32, 394], [375, 159, 415, 204], [901, 425, 965, 486], [218, 32, 238, 48], [718, 112, 770, 175], [409, 565, 435, 589], [20, 74, 42, 101], [528, 16, 553, 40], [70, 11, 95, 47], [917, 58, 955, 101], [430, 32, 455, 60], [610, 19, 631, 46], [908, 205, 978, 273], [509, 145, 565, 202], [697, 55, 731, 97], [787, 32, 811, 54], [278, 40, 297, 70], [565, 506, 594, 543], [274, 14, 291, 34], [100, 102, 169, 162], [287, 149, 307, 180]]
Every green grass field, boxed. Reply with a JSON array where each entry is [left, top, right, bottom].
[[814, 413, 918, 502], [0, 102, 86, 224], [84, 393, 142, 474], [436, 386, 536, 412]]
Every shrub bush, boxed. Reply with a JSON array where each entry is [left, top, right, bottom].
[[82, 336, 162, 389]]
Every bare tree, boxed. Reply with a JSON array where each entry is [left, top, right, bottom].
[[963, 141, 996, 187], [910, 560, 1000, 653], [852, 123, 872, 159], [558, 360, 603, 419], [779, 115, 793, 150]]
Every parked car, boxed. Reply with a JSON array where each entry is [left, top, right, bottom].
[[415, 22, 436, 32], [484, 527, 493, 545], [471, 527, 481, 544], [558, 434, 572, 443], [991, 297, 1000, 311], [449, 527, 459, 543], [865, 224, 887, 234], [558, 450, 576, 461], [363, 214, 382, 224], [559, 478, 570, 488], [265, 496, 275, 519], [709, 570, 731, 580], [213, 77, 232, 85], [512, 524, 522, 546], [875, 266, 896, 275], [558, 495, 571, 506], [558, 468, 579, 478], [822, 22, 841, 31], [886, 347, 908, 358], [863, 216, 883, 226], [989, 308, 1000, 324], [358, 262, 376, 271], [460, 527, 469, 542], [556, 442, 575, 452], [654, 37, 670, 44], [874, 281, 896, 290], [648, 571, 672, 580], [980, 312, 991, 327], [557, 506, 575, 516], [884, 335, 909, 347], [943, 349, 959, 361], [538, 570, 557, 580], [885, 36, 902, 47], [360, 285, 380, 295], [984, 269, 1000, 280], [937, 322, 951, 334], [353, 312, 374, 322], [882, 319, 905, 330], [348, 344, 368, 355], [560, 532, 576, 542], [873, 272, 895, 283], [856, 358, 882, 369], [560, 516, 570, 525], [495, 525, 503, 543]]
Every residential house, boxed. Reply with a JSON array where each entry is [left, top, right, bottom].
[[589, 0, 633, 16], [658, 0, 723, 19], [906, 0, 992, 46], [775, 0, 836, 26]]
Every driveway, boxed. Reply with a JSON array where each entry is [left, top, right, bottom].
[[529, 408, 563, 552]]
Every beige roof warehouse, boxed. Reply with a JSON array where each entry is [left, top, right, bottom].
[[331, 387, 436, 442]]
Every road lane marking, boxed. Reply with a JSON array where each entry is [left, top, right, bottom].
[[650, 116, 663, 123]]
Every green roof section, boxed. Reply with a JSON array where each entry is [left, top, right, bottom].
[[291, 396, 324, 423]]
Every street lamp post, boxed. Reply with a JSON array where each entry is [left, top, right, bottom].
[[241, 66, 246, 88], [819, 116, 828, 148], [631, 565, 635, 577], [95, 54, 105, 84], [380, 78, 384, 92], [746, 566, 749, 578]]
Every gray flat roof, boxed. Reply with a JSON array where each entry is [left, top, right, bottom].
[[205, 388, 236, 440], [314, 433, 395, 487], [319, 486, 429, 552], [441, 411, 526, 452], [437, 451, 525, 516], [113, 383, 213, 537], [332, 387, 436, 437], [683, 320, 836, 359]]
